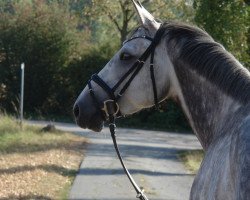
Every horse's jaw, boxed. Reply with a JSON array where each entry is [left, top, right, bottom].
[[87, 121, 104, 132], [75, 113, 104, 132]]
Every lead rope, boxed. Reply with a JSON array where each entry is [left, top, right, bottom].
[[105, 102, 149, 200]]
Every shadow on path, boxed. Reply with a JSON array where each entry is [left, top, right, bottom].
[[78, 168, 195, 176], [88, 142, 181, 160], [0, 195, 51, 200], [0, 164, 77, 177]]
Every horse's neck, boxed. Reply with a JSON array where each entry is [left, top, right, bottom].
[[174, 66, 242, 150]]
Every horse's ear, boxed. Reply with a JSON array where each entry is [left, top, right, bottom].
[[131, 0, 160, 30]]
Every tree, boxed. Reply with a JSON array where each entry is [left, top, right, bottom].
[[0, 1, 90, 114], [194, 0, 249, 66], [84, 0, 195, 45]]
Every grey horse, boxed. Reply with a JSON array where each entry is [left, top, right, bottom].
[[73, 1, 250, 199]]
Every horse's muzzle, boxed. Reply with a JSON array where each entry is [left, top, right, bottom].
[[73, 100, 104, 132]]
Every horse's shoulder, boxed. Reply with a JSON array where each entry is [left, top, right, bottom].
[[234, 114, 250, 165], [231, 106, 250, 146], [235, 114, 250, 199], [238, 114, 250, 147]]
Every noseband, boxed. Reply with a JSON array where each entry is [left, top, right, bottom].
[[87, 25, 165, 200]]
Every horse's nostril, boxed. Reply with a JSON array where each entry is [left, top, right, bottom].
[[73, 104, 80, 118]]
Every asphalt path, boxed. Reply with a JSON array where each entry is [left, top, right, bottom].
[[28, 121, 201, 200]]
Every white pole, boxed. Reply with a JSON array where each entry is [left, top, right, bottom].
[[20, 63, 25, 128]]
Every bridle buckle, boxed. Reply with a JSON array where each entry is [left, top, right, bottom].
[[102, 99, 120, 117]]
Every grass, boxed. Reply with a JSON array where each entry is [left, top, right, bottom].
[[179, 150, 204, 173], [0, 114, 88, 200]]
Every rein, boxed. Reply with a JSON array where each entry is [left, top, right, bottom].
[[88, 25, 165, 200]]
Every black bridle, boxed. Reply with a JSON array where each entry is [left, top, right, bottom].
[[88, 25, 165, 200]]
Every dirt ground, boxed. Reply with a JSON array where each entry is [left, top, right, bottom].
[[0, 134, 87, 200]]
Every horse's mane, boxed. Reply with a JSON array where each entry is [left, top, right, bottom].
[[161, 22, 250, 105]]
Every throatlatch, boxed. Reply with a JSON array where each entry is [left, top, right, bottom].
[[87, 24, 165, 200]]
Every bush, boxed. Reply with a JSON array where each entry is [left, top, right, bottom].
[[117, 100, 191, 132], [0, 1, 90, 114], [194, 0, 249, 67]]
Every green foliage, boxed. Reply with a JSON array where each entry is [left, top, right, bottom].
[[84, 0, 137, 45], [0, 114, 43, 152], [194, 0, 249, 66], [0, 114, 84, 153], [84, 0, 195, 45], [0, 1, 90, 114], [117, 100, 191, 132], [0, 114, 21, 135]]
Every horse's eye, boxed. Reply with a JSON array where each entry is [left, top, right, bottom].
[[120, 52, 133, 61]]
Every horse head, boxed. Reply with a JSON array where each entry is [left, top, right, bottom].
[[73, 1, 175, 131]]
